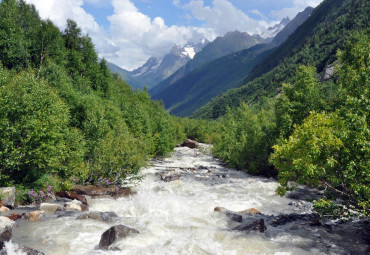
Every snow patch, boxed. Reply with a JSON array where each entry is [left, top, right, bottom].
[[182, 47, 196, 59]]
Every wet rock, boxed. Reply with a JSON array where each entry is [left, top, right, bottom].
[[0, 207, 9, 213], [225, 212, 243, 222], [56, 191, 88, 205], [24, 211, 45, 222], [0, 216, 15, 248], [0, 187, 15, 207], [234, 219, 266, 233], [180, 139, 199, 149], [80, 203, 89, 212], [77, 211, 119, 222], [270, 213, 319, 227], [160, 173, 181, 182], [238, 208, 261, 215], [56, 211, 84, 218], [40, 203, 62, 213], [99, 225, 140, 249], [214, 207, 261, 216], [64, 203, 82, 211], [5, 213, 22, 222], [72, 185, 131, 198], [18, 246, 45, 255]]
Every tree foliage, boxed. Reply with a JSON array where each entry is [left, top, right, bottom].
[[0, 1, 185, 189], [270, 29, 369, 215]]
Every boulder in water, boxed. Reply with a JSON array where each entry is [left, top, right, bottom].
[[17, 245, 45, 255], [40, 203, 62, 213], [0, 216, 15, 248], [64, 203, 82, 211], [233, 219, 266, 233], [25, 211, 45, 222], [5, 213, 22, 222], [0, 207, 9, 213], [77, 212, 118, 222], [99, 225, 139, 249], [181, 139, 199, 149]]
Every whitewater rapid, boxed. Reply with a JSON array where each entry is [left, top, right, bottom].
[[7, 144, 341, 255]]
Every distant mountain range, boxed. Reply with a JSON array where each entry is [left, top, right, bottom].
[[107, 40, 209, 89], [193, 0, 369, 119], [149, 7, 314, 117]]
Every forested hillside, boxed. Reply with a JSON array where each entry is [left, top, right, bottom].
[[0, 0, 186, 196], [193, 0, 369, 119]]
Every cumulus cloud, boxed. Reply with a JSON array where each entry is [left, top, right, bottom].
[[106, 0, 216, 70], [271, 0, 323, 19], [186, 0, 269, 35], [25, 0, 118, 56], [25, 0, 316, 70]]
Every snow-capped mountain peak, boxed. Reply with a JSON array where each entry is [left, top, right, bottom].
[[126, 38, 209, 87], [261, 17, 291, 39]]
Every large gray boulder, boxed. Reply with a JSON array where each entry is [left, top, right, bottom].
[[0, 187, 15, 207], [99, 225, 139, 249]]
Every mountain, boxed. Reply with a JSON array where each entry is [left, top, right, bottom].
[[109, 40, 209, 90], [149, 8, 313, 117], [193, 0, 369, 119], [106, 61, 145, 90], [149, 30, 266, 97], [261, 17, 291, 40]]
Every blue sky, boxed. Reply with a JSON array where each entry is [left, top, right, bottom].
[[25, 0, 323, 70]]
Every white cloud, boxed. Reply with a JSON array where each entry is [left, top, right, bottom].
[[186, 0, 269, 35], [25, 0, 320, 70], [106, 0, 216, 70], [25, 0, 118, 57], [271, 0, 323, 19]]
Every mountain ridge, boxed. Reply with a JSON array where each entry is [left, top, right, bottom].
[[150, 7, 314, 117]]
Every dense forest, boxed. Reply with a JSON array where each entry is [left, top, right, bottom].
[[0, 0, 368, 218], [0, 0, 191, 201]]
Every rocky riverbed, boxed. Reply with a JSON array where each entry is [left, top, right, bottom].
[[1, 143, 369, 254]]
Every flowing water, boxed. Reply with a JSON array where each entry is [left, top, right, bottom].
[[5, 145, 367, 254]]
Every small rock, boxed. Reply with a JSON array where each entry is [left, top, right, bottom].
[[180, 139, 199, 149], [77, 212, 118, 222], [64, 203, 82, 211], [99, 225, 139, 249], [80, 204, 89, 211], [40, 203, 62, 213], [26, 211, 45, 222], [0, 206, 9, 212], [5, 213, 22, 222], [0, 187, 15, 207], [238, 208, 260, 215]]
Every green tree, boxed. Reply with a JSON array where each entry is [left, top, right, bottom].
[[0, 0, 29, 69], [0, 67, 85, 185], [275, 65, 323, 138], [270, 30, 370, 215]]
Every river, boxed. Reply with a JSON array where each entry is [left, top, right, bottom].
[[5, 144, 369, 254]]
